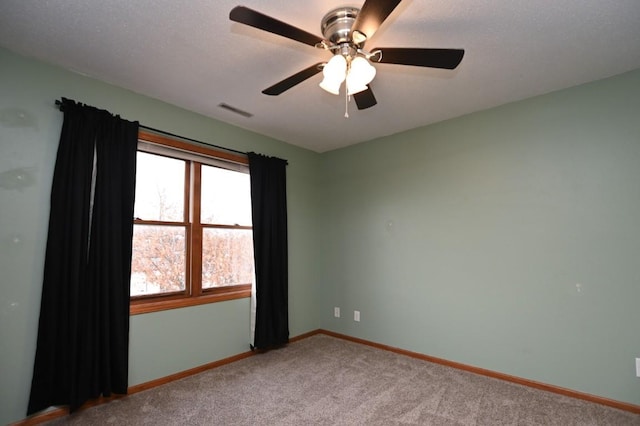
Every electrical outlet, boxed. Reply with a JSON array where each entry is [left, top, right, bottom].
[[354, 310, 360, 322], [334, 307, 340, 318], [636, 358, 640, 377]]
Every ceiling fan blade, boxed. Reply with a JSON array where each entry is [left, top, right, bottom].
[[230, 6, 324, 47], [350, 0, 402, 44], [262, 63, 323, 96], [373, 48, 464, 69], [353, 87, 377, 110]]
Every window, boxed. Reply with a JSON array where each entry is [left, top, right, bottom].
[[130, 131, 253, 314]]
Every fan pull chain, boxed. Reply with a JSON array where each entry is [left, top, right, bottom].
[[344, 89, 349, 118]]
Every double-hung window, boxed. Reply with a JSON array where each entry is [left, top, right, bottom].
[[130, 131, 253, 314]]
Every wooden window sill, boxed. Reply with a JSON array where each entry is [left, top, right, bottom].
[[130, 288, 251, 315]]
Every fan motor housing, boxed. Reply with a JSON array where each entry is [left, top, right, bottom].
[[321, 7, 359, 45]]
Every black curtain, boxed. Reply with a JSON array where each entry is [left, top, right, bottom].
[[27, 99, 138, 414], [248, 153, 289, 349]]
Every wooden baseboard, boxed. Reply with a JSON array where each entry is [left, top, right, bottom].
[[289, 329, 323, 343], [13, 349, 256, 425], [317, 329, 640, 415], [15, 332, 316, 425], [14, 328, 640, 424], [128, 350, 255, 394]]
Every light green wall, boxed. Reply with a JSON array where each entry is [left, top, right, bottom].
[[0, 48, 321, 424], [319, 69, 640, 406]]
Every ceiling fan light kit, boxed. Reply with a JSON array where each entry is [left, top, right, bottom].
[[319, 50, 377, 96], [229, 0, 464, 114]]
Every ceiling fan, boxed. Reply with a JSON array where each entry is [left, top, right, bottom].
[[229, 0, 464, 113]]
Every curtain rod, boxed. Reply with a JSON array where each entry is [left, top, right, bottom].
[[54, 99, 248, 157], [138, 124, 248, 157]]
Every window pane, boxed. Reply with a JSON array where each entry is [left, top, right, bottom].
[[202, 228, 254, 289], [131, 225, 186, 296], [201, 165, 252, 226], [134, 152, 185, 221]]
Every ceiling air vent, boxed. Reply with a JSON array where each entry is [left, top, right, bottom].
[[218, 103, 253, 118]]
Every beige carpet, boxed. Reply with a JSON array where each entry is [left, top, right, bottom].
[[46, 334, 639, 425]]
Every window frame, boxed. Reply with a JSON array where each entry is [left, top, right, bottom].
[[130, 131, 252, 315]]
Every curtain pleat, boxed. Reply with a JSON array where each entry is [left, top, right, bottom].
[[27, 99, 138, 414], [248, 153, 289, 350]]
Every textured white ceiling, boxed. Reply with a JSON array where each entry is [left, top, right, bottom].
[[1, 0, 639, 152]]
